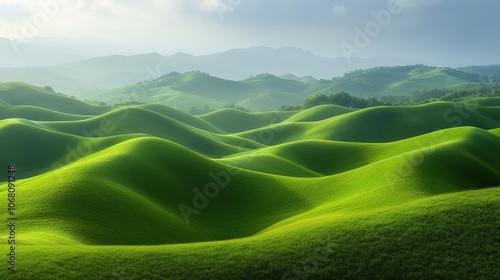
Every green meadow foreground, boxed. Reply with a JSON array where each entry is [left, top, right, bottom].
[[0, 83, 499, 279]]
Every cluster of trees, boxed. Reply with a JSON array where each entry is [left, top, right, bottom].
[[337, 65, 427, 81], [222, 103, 248, 112], [113, 101, 144, 106], [294, 82, 500, 111], [42, 85, 77, 99], [187, 105, 213, 115], [278, 105, 302, 111], [380, 82, 500, 105], [302, 91, 388, 109]]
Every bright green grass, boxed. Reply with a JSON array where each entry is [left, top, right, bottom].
[[237, 102, 500, 145], [0, 118, 145, 180], [200, 108, 294, 133], [285, 104, 355, 122], [225, 127, 500, 177], [1, 187, 498, 279], [218, 152, 323, 177], [1, 127, 499, 246], [491, 128, 500, 136], [0, 90, 498, 279], [1, 137, 311, 245], [39, 107, 264, 157], [0, 105, 91, 121], [138, 104, 223, 133]]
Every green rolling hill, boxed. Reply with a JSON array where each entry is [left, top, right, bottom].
[[0, 82, 499, 279], [237, 102, 500, 145], [459, 64, 500, 80], [305, 65, 482, 98], [78, 65, 488, 111], [199, 108, 294, 133], [0, 105, 90, 121], [0, 82, 110, 115], [285, 104, 356, 122]]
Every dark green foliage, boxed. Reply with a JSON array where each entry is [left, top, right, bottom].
[[114, 101, 144, 106], [43, 85, 55, 93], [381, 82, 500, 105], [299, 82, 500, 110], [223, 103, 248, 112], [278, 105, 302, 111], [459, 64, 500, 80], [303, 91, 386, 109], [187, 105, 213, 115]]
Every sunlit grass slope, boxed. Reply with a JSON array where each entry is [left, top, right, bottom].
[[237, 102, 500, 145], [2, 137, 311, 245], [285, 104, 356, 122], [0, 85, 498, 279], [2, 127, 499, 245], [0, 187, 497, 279], [224, 126, 500, 177], [138, 103, 223, 133], [0, 119, 137, 179], [40, 107, 264, 157], [200, 108, 294, 133], [0, 105, 90, 121]]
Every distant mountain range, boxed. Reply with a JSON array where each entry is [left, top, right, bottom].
[[0, 37, 436, 92], [1, 37, 500, 110]]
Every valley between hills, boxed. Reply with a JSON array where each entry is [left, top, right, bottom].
[[0, 81, 499, 279]]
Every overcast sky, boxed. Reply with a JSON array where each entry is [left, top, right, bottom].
[[0, 0, 499, 65]]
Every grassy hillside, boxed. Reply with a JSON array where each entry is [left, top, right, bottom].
[[286, 104, 356, 122], [305, 65, 481, 97], [237, 101, 500, 144], [0, 82, 109, 115], [78, 65, 488, 111], [0, 119, 136, 179], [2, 126, 499, 243], [200, 109, 294, 133], [459, 64, 500, 79], [0, 85, 498, 279], [138, 103, 224, 133], [0, 105, 90, 121], [40, 107, 263, 158], [171, 72, 252, 102]]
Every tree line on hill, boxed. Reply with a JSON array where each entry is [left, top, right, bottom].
[[286, 82, 500, 111]]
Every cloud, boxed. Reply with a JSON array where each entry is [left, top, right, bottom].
[[201, 0, 232, 12], [0, 3, 31, 22], [76, 0, 112, 15], [332, 4, 347, 15], [200, 0, 242, 19], [0, 0, 498, 65]]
